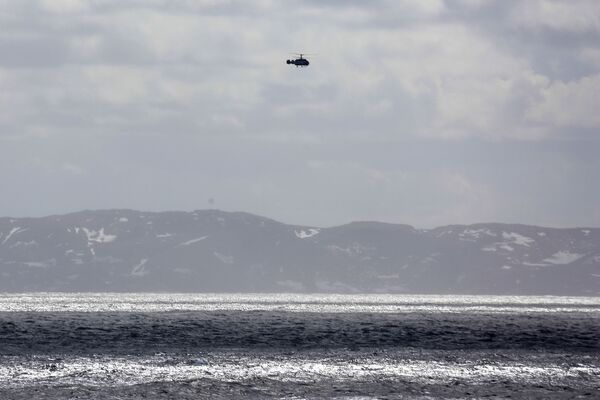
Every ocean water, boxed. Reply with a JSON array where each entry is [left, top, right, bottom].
[[0, 293, 599, 399]]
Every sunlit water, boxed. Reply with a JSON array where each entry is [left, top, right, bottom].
[[1, 294, 599, 399], [2, 292, 600, 313]]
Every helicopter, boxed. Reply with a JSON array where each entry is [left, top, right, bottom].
[[286, 53, 313, 67]]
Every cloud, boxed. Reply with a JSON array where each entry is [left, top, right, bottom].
[[1, 0, 599, 142], [40, 0, 89, 13], [509, 0, 600, 33], [0, 0, 598, 226], [526, 73, 600, 129]]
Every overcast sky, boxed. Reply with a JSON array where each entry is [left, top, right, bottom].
[[1, 0, 599, 228]]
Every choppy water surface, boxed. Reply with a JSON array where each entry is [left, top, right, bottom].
[[0, 294, 599, 399]]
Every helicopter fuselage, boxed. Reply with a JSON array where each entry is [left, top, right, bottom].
[[287, 58, 309, 67]]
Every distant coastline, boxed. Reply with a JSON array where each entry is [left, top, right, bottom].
[[1, 209, 599, 295]]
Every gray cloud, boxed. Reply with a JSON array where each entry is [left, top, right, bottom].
[[0, 0, 598, 227]]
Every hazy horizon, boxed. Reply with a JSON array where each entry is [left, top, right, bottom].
[[2, 207, 600, 230]]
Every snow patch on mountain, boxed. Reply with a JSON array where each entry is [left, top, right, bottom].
[[213, 252, 234, 264], [521, 261, 548, 267], [16, 258, 56, 268], [483, 243, 514, 252], [499, 244, 515, 252], [178, 236, 208, 246], [542, 251, 584, 265], [1, 227, 27, 245], [131, 259, 149, 276], [459, 229, 497, 241], [435, 229, 454, 237], [327, 243, 366, 256], [482, 232, 535, 252], [23, 261, 49, 268], [502, 232, 535, 247], [420, 254, 440, 264], [81, 228, 117, 243], [295, 229, 320, 239]]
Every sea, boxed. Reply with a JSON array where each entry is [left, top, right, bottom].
[[0, 293, 599, 399]]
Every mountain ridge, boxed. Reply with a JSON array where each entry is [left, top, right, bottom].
[[5, 208, 598, 230], [1, 209, 599, 295]]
